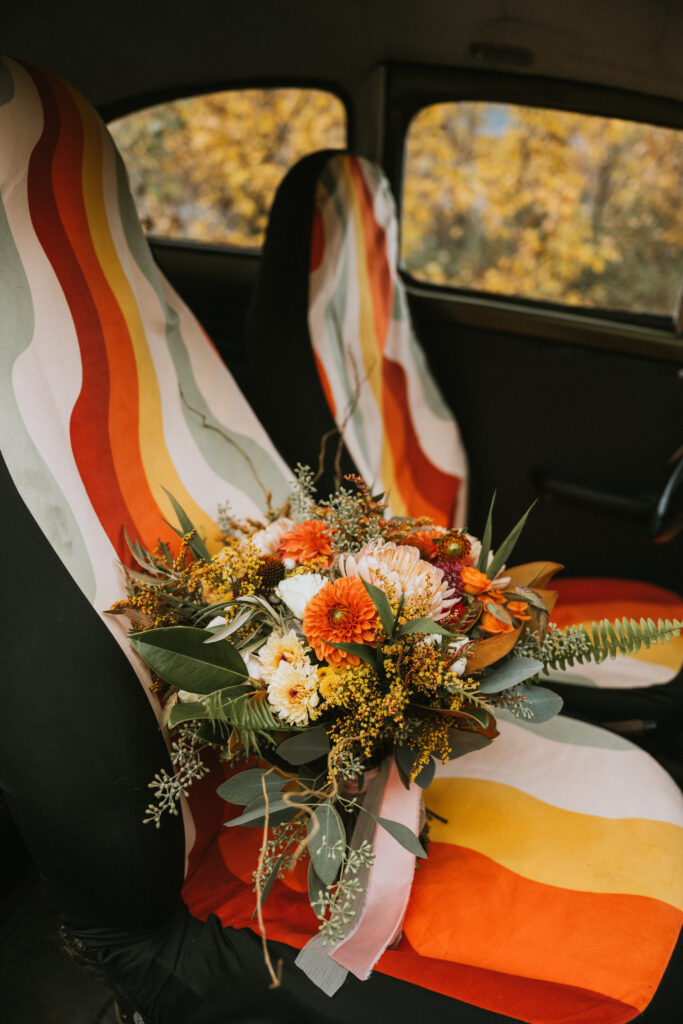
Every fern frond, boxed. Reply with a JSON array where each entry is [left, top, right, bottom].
[[516, 617, 681, 672]]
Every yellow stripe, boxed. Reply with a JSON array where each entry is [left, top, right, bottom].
[[426, 777, 683, 909], [74, 88, 220, 548]]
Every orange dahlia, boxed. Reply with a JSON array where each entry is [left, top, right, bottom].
[[303, 577, 378, 666], [278, 519, 333, 566], [400, 528, 442, 561]]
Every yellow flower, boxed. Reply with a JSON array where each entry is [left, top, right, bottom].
[[317, 665, 342, 701]]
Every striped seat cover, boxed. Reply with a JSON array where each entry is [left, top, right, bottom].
[[1, 57, 681, 1023], [303, 153, 683, 691]]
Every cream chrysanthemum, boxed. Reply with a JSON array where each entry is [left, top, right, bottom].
[[267, 661, 320, 726], [339, 540, 458, 621], [249, 517, 296, 556], [257, 629, 309, 676]]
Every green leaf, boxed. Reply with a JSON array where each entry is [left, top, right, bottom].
[[252, 851, 286, 919], [477, 656, 544, 694], [464, 706, 492, 729], [308, 802, 345, 884], [514, 684, 564, 723], [326, 640, 378, 666], [360, 579, 396, 639], [217, 769, 287, 806], [168, 700, 210, 728], [513, 586, 549, 611], [447, 730, 492, 759], [225, 795, 292, 828], [277, 727, 331, 766], [395, 746, 435, 789], [483, 601, 513, 625], [162, 488, 211, 562], [393, 591, 406, 632], [373, 815, 426, 858], [486, 501, 536, 580], [308, 859, 326, 907], [397, 618, 455, 638], [130, 626, 249, 694], [477, 492, 496, 571]]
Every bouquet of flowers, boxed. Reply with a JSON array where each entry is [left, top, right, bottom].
[[110, 468, 681, 992]]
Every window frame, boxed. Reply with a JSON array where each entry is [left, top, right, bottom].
[[103, 77, 353, 253], [384, 63, 683, 361]]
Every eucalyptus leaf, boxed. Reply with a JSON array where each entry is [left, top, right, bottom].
[[513, 586, 549, 611], [326, 640, 378, 666], [217, 768, 287, 806], [360, 579, 396, 639], [395, 746, 435, 789], [447, 730, 492, 759], [308, 802, 345, 884], [486, 501, 536, 580], [397, 618, 455, 638], [308, 859, 326, 907], [483, 601, 513, 625], [252, 851, 286, 918], [130, 626, 249, 694], [477, 492, 496, 572], [373, 815, 426, 858], [277, 727, 331, 766], [225, 795, 292, 828], [478, 656, 544, 694], [514, 684, 564, 723], [163, 488, 211, 562]]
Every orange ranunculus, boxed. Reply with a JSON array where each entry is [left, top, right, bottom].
[[486, 589, 506, 604], [400, 528, 442, 561], [303, 576, 378, 666], [278, 519, 333, 566], [480, 610, 515, 634], [507, 600, 532, 621], [460, 566, 492, 596]]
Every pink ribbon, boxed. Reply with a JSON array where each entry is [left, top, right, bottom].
[[296, 756, 423, 995]]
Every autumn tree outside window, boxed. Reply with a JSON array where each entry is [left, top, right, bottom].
[[109, 88, 347, 250], [401, 101, 683, 317]]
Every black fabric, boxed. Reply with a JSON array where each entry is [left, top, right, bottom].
[[243, 150, 357, 499]]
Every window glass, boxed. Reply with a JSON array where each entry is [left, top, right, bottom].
[[401, 102, 683, 316], [109, 88, 346, 249]]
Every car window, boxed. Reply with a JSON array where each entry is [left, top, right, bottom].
[[401, 101, 683, 317], [109, 88, 347, 249]]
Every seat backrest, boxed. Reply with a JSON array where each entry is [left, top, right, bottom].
[[245, 152, 468, 527], [0, 56, 290, 671]]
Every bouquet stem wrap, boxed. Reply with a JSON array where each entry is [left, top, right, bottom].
[[296, 757, 422, 995]]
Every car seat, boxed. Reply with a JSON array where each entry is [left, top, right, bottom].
[[243, 150, 683, 753], [1, 58, 681, 1024]]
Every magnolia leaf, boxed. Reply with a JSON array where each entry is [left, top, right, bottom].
[[217, 769, 287, 806], [308, 802, 345, 884], [225, 795, 292, 828], [486, 501, 537, 581], [168, 700, 210, 727], [465, 626, 522, 672], [397, 618, 455, 638], [277, 727, 331, 766], [395, 746, 435, 790], [373, 815, 427, 858], [478, 656, 544, 694], [515, 684, 564, 723], [326, 640, 378, 666], [252, 851, 286, 919], [361, 579, 395, 639], [131, 626, 249, 694], [447, 729, 493, 759], [477, 492, 496, 572], [162, 488, 211, 562], [484, 601, 513, 625], [504, 562, 564, 589]]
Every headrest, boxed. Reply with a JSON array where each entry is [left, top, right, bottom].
[[247, 151, 468, 525]]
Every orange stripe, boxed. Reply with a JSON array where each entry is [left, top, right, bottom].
[[347, 157, 393, 354], [313, 350, 337, 420], [404, 843, 681, 1012]]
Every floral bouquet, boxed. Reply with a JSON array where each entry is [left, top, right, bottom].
[[110, 469, 681, 993]]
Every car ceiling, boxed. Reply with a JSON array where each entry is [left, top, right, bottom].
[[7, 0, 683, 113]]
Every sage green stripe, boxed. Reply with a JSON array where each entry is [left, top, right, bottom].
[[393, 286, 455, 422], [497, 708, 634, 751], [0, 190, 96, 601], [114, 153, 289, 508]]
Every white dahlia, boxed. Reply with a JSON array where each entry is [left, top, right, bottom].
[[267, 661, 320, 726], [339, 540, 458, 621], [249, 517, 297, 555]]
